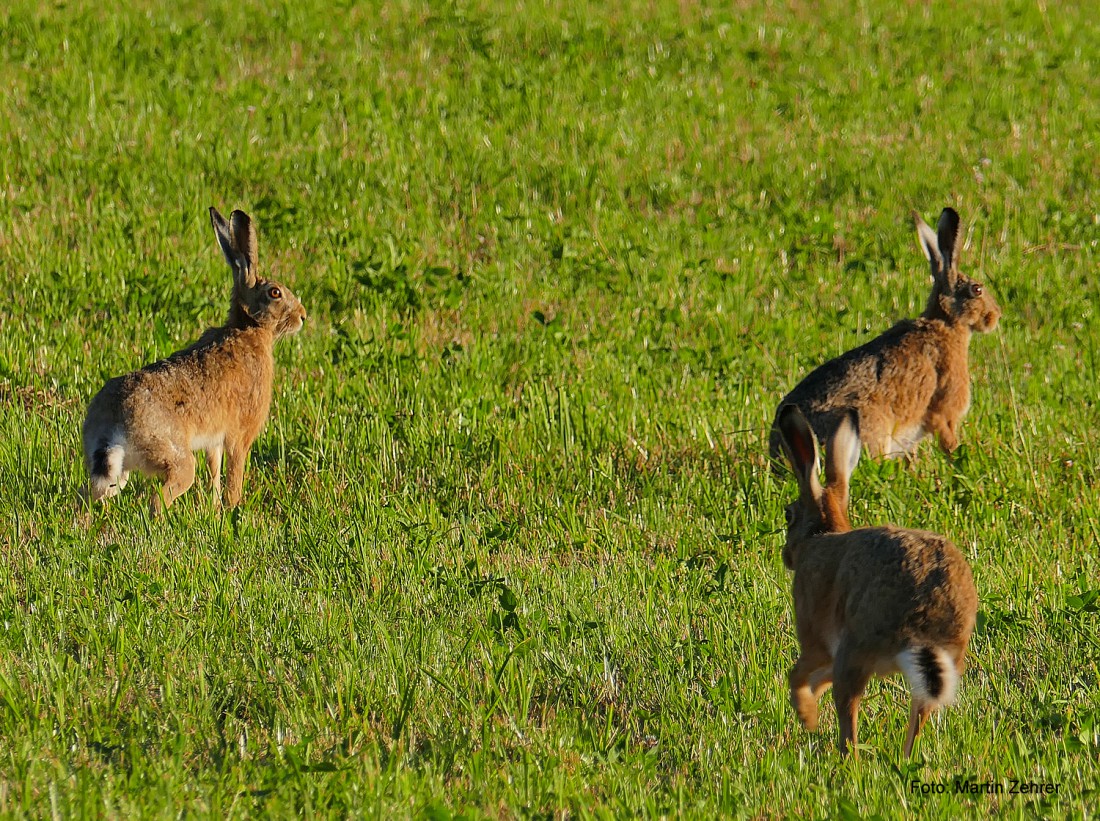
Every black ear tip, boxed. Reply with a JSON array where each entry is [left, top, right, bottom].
[[777, 404, 818, 468], [777, 404, 798, 433], [777, 403, 812, 442], [778, 403, 803, 424]]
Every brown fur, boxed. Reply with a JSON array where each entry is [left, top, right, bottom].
[[81, 207, 306, 513], [776, 405, 978, 758], [769, 207, 1001, 463]]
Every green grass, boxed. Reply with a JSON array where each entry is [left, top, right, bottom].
[[1, 0, 1098, 816]]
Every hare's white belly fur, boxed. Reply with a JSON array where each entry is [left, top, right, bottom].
[[190, 431, 226, 453]]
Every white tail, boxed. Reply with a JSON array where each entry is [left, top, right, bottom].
[[87, 441, 127, 499], [897, 646, 959, 709]]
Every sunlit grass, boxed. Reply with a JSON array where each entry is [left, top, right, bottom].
[[0, 0, 1097, 816]]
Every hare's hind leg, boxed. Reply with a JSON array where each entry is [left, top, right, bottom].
[[903, 701, 934, 759], [832, 643, 874, 758], [149, 449, 197, 515], [789, 643, 833, 732]]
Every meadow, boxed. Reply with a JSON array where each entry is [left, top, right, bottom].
[[0, 0, 1097, 816]]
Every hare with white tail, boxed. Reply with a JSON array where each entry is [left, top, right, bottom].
[[82, 207, 306, 513], [774, 404, 977, 758], [769, 207, 1001, 463]]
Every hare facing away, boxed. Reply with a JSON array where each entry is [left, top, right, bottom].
[[82, 207, 306, 513], [769, 208, 1001, 463], [775, 404, 977, 758]]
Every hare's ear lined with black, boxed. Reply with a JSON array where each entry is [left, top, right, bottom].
[[777, 404, 823, 506], [824, 411, 861, 510], [914, 210, 944, 283], [230, 210, 258, 286], [211, 206, 244, 272], [936, 207, 961, 288], [210, 206, 258, 289]]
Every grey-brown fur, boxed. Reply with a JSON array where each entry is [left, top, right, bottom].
[[776, 405, 978, 758], [769, 207, 1001, 463], [81, 207, 306, 513]]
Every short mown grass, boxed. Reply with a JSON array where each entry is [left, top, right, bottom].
[[1, 0, 1097, 816]]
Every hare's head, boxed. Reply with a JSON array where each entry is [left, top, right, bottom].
[[775, 406, 860, 569], [916, 208, 1001, 333], [210, 207, 306, 338]]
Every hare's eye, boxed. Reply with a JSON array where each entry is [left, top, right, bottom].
[[968, 282, 983, 298], [269, 286, 282, 300]]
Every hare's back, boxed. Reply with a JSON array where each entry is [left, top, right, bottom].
[[779, 321, 914, 424], [778, 320, 947, 456], [93, 332, 270, 435], [837, 527, 976, 646]]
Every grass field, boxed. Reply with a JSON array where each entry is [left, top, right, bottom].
[[1, 0, 1098, 816]]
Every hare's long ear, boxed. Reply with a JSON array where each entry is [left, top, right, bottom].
[[210, 206, 258, 289], [230, 210, 258, 286], [777, 404, 823, 507], [824, 411, 861, 513], [936, 207, 961, 289], [914, 210, 945, 286]]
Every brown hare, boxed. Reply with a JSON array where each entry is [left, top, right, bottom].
[[775, 404, 978, 758], [82, 207, 306, 513], [769, 207, 1001, 462]]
